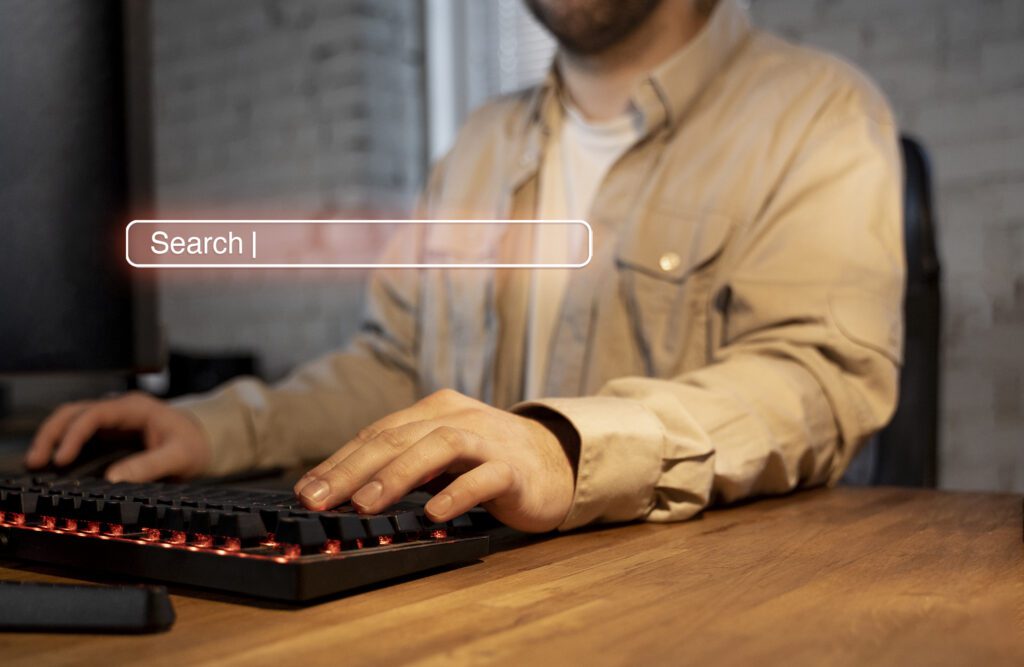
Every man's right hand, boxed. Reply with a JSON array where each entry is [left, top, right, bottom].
[[24, 392, 211, 483]]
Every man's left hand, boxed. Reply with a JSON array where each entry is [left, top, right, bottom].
[[294, 389, 577, 533]]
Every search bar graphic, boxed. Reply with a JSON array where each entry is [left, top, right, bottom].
[[125, 220, 592, 269]]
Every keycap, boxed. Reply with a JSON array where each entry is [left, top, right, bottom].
[[258, 508, 291, 533], [467, 506, 500, 529], [137, 504, 164, 528], [200, 502, 228, 511], [274, 517, 327, 554], [35, 493, 62, 516], [389, 511, 421, 538], [363, 516, 395, 546], [101, 500, 142, 527], [449, 514, 473, 532], [53, 495, 80, 519], [81, 497, 105, 517], [0, 489, 39, 515], [78, 499, 106, 531], [159, 507, 190, 532], [212, 511, 267, 548], [318, 513, 367, 547]]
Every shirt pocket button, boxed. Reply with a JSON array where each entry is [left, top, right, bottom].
[[658, 252, 681, 272]]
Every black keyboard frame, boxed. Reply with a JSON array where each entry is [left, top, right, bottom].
[[0, 524, 488, 601], [0, 477, 490, 602]]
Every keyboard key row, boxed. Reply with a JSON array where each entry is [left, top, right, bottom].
[[0, 486, 482, 557]]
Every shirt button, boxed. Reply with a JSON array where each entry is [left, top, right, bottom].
[[658, 252, 681, 272]]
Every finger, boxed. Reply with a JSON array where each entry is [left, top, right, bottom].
[[293, 438, 364, 495], [297, 408, 432, 488], [25, 403, 89, 468], [297, 420, 439, 510], [425, 460, 517, 523], [295, 390, 467, 492], [53, 394, 155, 466], [105, 444, 183, 483], [352, 426, 483, 514]]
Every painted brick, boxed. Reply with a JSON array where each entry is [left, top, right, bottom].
[[980, 38, 1024, 88], [152, 0, 422, 382], [915, 89, 1024, 144]]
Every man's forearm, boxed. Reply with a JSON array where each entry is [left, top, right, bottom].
[[175, 337, 419, 476]]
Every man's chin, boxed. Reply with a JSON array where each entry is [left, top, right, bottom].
[[524, 0, 666, 56]]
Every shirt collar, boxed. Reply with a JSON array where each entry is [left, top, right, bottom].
[[526, 0, 753, 137]]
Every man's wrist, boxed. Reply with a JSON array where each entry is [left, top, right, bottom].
[[517, 406, 581, 473]]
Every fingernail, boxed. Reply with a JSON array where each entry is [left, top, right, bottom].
[[352, 481, 383, 510], [294, 475, 313, 494], [426, 493, 452, 519], [300, 480, 331, 505]]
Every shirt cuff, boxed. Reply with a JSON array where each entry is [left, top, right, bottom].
[[171, 390, 259, 477], [511, 396, 665, 531]]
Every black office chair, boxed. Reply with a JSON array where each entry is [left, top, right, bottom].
[[844, 135, 942, 486]]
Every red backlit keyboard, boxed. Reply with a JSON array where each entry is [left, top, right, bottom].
[[0, 475, 491, 601]]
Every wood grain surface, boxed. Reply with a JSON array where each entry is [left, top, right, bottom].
[[1, 486, 1022, 666]]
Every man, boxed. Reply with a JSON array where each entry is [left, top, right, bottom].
[[26, 0, 903, 533]]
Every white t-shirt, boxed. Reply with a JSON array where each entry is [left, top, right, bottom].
[[524, 103, 641, 400]]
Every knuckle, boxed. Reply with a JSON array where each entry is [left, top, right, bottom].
[[426, 388, 458, 405], [308, 461, 337, 479], [490, 459, 516, 486], [67, 409, 97, 432], [125, 390, 150, 403], [84, 404, 107, 423], [432, 426, 466, 452], [462, 407, 489, 424], [318, 455, 344, 473], [383, 457, 417, 485], [55, 402, 83, 417], [376, 428, 407, 453], [455, 477, 480, 499], [355, 426, 380, 444], [322, 461, 357, 486]]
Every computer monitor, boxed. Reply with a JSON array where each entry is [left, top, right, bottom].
[[0, 0, 159, 374]]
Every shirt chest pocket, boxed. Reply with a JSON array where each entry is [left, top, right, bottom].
[[614, 211, 734, 378]]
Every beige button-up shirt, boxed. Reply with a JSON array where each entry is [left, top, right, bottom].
[[178, 0, 904, 530]]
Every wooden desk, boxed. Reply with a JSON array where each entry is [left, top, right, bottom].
[[1, 487, 1021, 666]]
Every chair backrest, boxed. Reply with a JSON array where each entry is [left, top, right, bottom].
[[845, 135, 942, 486]]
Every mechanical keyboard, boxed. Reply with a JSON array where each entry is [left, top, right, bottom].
[[0, 474, 492, 602]]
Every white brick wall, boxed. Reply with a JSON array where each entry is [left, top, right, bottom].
[[751, 0, 1024, 492], [151, 0, 424, 380]]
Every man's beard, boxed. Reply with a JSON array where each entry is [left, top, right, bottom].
[[524, 0, 666, 55]]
